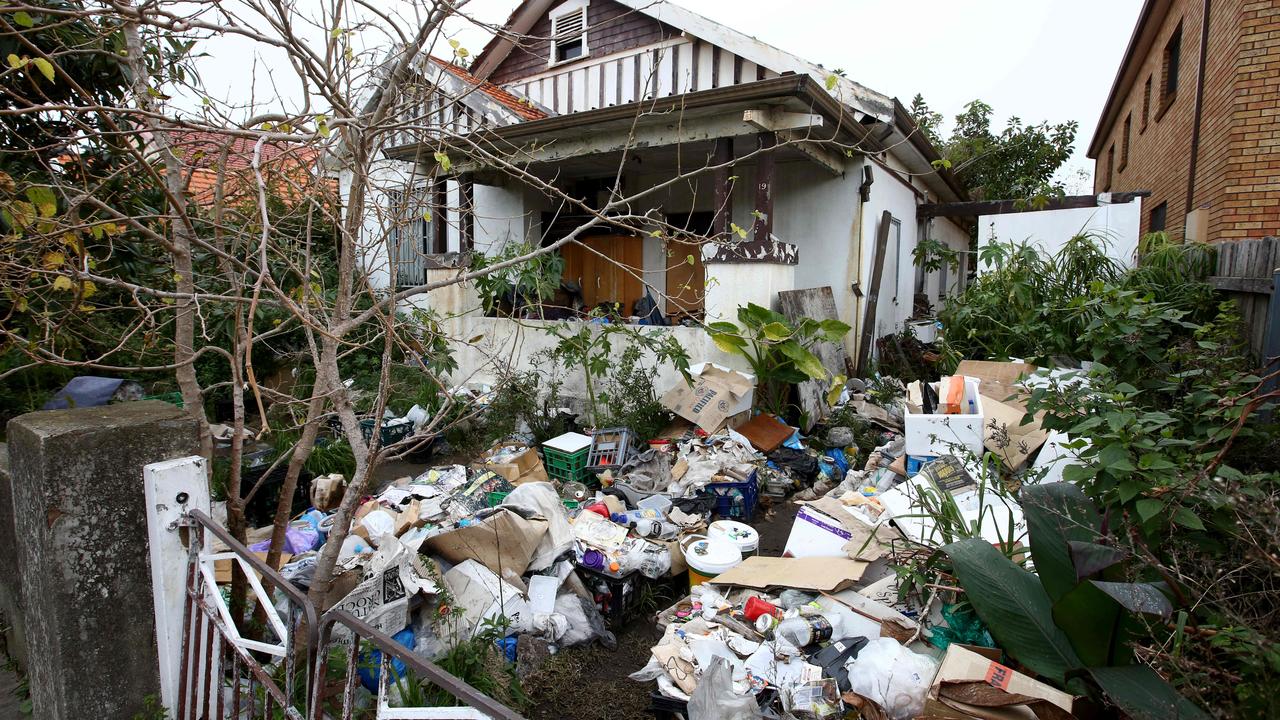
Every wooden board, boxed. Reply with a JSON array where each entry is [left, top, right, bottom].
[[778, 286, 850, 431], [1209, 236, 1279, 360]]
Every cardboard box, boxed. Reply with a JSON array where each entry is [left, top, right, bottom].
[[954, 360, 1037, 411], [213, 552, 291, 584], [660, 363, 755, 433], [784, 505, 855, 559], [981, 396, 1047, 471], [423, 509, 548, 577], [472, 442, 548, 485], [444, 559, 532, 638], [904, 376, 985, 458], [924, 644, 1074, 719]]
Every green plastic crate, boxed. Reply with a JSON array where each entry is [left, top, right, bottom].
[[542, 445, 591, 484], [143, 392, 184, 408]]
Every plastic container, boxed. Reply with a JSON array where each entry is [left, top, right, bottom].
[[359, 417, 413, 446], [704, 470, 759, 521], [543, 432, 593, 483], [611, 509, 661, 525], [708, 519, 760, 557], [682, 534, 743, 588], [637, 493, 672, 516], [743, 595, 781, 622], [585, 427, 635, 473], [776, 613, 835, 648]]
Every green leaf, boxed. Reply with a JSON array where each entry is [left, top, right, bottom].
[[1088, 666, 1209, 720], [1098, 443, 1135, 472], [710, 332, 746, 355], [760, 321, 791, 341], [14, 11, 34, 27], [1053, 581, 1126, 667], [943, 539, 1082, 685], [31, 57, 54, 82], [433, 151, 452, 172], [1022, 483, 1101, 603], [777, 340, 828, 381], [1135, 498, 1164, 523], [25, 185, 56, 217], [1172, 506, 1205, 531], [1067, 541, 1126, 581], [6, 53, 25, 69], [1090, 581, 1172, 617], [824, 74, 838, 91]]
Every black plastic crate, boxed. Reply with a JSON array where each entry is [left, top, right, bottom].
[[577, 565, 644, 628], [585, 427, 635, 474]]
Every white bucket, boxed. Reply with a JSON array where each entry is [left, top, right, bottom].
[[682, 534, 743, 588], [708, 520, 760, 557], [908, 319, 938, 344]]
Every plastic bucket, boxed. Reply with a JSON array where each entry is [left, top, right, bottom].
[[708, 520, 760, 557], [682, 534, 742, 588]]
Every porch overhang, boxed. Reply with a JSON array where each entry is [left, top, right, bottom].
[[384, 75, 877, 177]]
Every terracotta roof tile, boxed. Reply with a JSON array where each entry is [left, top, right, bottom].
[[428, 56, 548, 121]]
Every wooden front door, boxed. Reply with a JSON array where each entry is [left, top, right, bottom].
[[561, 235, 644, 314], [664, 238, 705, 319]]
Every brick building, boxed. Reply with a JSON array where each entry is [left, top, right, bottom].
[[1087, 0, 1280, 242]]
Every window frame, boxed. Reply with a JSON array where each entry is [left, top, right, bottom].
[[1156, 22, 1182, 122], [386, 183, 439, 288], [1141, 75, 1152, 133], [1120, 113, 1131, 172], [549, 0, 589, 67], [1150, 201, 1168, 233]]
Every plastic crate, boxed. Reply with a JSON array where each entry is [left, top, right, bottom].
[[542, 433, 593, 484], [585, 427, 635, 473], [359, 417, 413, 446], [577, 566, 643, 627], [704, 469, 759, 521], [486, 491, 580, 510]]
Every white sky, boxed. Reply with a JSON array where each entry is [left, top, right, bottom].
[[191, 0, 1144, 190]]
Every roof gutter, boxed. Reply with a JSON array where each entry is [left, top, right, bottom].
[[1087, 0, 1167, 158]]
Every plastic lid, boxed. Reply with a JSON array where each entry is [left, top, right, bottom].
[[686, 537, 743, 573], [543, 432, 593, 452]]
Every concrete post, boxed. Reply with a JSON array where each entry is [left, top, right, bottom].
[[6, 401, 199, 720], [144, 456, 210, 714]]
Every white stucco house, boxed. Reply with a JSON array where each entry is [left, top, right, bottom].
[[343, 0, 972, 399]]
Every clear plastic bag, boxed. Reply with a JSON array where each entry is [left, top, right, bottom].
[[688, 657, 757, 720], [845, 638, 937, 720]]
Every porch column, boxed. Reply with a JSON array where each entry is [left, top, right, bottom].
[[459, 175, 475, 252], [712, 137, 734, 238], [430, 176, 448, 254], [751, 131, 776, 242]]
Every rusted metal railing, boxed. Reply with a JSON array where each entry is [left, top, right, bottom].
[[314, 609, 529, 720], [177, 509, 317, 720]]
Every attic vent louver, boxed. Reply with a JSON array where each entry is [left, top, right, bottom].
[[550, 1, 587, 64]]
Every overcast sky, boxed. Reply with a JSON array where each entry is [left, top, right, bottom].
[[193, 0, 1144, 189]]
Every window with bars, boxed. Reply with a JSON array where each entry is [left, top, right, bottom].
[[386, 184, 436, 288], [550, 1, 588, 64]]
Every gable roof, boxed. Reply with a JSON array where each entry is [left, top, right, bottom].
[[469, 0, 893, 122], [428, 56, 549, 121]]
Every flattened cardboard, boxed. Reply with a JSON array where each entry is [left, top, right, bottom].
[[214, 552, 291, 584], [955, 360, 1037, 411], [708, 555, 868, 593], [735, 413, 794, 452], [925, 644, 1075, 720], [660, 364, 755, 433], [422, 509, 547, 577], [981, 396, 1048, 471]]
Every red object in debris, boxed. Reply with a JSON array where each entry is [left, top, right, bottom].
[[585, 502, 611, 519], [743, 596, 782, 622]]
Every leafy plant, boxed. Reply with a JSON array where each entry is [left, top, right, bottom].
[[944, 483, 1207, 717], [706, 303, 849, 417], [598, 344, 671, 440], [470, 242, 564, 317]]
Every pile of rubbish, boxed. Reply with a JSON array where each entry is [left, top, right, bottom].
[[220, 357, 1090, 717]]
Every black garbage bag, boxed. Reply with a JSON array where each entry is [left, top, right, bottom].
[[768, 447, 818, 479]]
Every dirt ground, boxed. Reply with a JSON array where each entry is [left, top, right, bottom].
[[521, 498, 802, 719]]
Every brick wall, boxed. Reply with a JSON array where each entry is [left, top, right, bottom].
[[1093, 0, 1280, 242], [1220, 1, 1280, 239]]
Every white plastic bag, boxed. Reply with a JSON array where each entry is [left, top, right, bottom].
[[688, 657, 757, 720], [845, 638, 937, 720]]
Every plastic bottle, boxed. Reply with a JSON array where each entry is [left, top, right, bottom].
[[776, 612, 837, 648], [630, 518, 679, 540]]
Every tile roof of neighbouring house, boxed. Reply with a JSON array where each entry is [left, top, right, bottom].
[[428, 56, 549, 122]]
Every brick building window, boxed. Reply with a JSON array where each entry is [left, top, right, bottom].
[[1120, 113, 1131, 171], [1104, 145, 1114, 191], [1157, 23, 1182, 120], [1150, 201, 1168, 233], [1141, 76, 1151, 132]]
